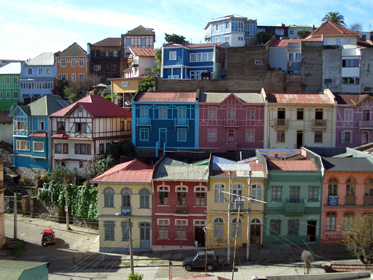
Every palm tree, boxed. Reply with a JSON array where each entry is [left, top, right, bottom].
[[322, 11, 346, 27]]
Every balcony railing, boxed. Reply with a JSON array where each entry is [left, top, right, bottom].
[[176, 204, 188, 214], [364, 196, 373, 206], [312, 119, 327, 129], [274, 119, 289, 128], [345, 196, 356, 206], [174, 118, 189, 128], [284, 199, 305, 215], [137, 118, 152, 126], [121, 206, 131, 216], [224, 119, 239, 127], [359, 120, 373, 129]]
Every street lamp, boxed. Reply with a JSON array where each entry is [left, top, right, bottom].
[[115, 213, 134, 274]]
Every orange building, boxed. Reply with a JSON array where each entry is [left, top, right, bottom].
[[55, 42, 88, 83]]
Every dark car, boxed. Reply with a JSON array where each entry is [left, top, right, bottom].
[[41, 229, 55, 246], [182, 251, 219, 271]]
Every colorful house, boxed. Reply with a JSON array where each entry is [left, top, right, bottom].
[[121, 25, 156, 59], [50, 95, 132, 176], [198, 91, 266, 152], [20, 52, 56, 104], [152, 153, 209, 250], [207, 155, 266, 253], [257, 148, 324, 246], [90, 159, 154, 252], [161, 42, 228, 80], [55, 42, 88, 82], [0, 62, 21, 111], [110, 77, 143, 110], [124, 47, 157, 78], [132, 91, 198, 154], [335, 94, 373, 147], [266, 89, 336, 149], [9, 95, 69, 171]]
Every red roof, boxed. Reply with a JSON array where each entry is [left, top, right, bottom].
[[90, 159, 153, 183], [267, 93, 334, 104], [135, 92, 196, 103], [130, 47, 158, 57], [268, 159, 317, 171], [270, 38, 322, 47], [92, 37, 121, 47], [29, 131, 47, 138], [309, 21, 359, 37], [335, 94, 372, 105], [51, 132, 69, 139], [50, 95, 131, 118]]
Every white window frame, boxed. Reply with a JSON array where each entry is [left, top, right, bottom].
[[344, 108, 353, 121], [208, 128, 217, 142], [341, 131, 352, 144], [78, 73, 84, 81], [6, 91, 10, 99], [13, 91, 18, 99], [71, 59, 76, 67], [71, 73, 76, 82], [45, 68, 51, 76], [61, 59, 66, 67], [169, 51, 177, 61], [79, 59, 84, 67]]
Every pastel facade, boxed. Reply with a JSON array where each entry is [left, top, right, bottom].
[[198, 91, 266, 152], [56, 42, 88, 82], [0, 62, 21, 111], [121, 25, 155, 59], [50, 95, 132, 176], [124, 47, 157, 78], [20, 53, 56, 104], [110, 77, 143, 110], [9, 95, 68, 171], [90, 159, 153, 252], [132, 91, 198, 153], [267, 89, 336, 149], [335, 94, 373, 147]]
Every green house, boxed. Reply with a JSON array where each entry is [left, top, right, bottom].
[[257, 148, 324, 246], [0, 62, 21, 112], [0, 260, 49, 280]]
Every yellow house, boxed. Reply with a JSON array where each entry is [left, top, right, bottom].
[[90, 159, 153, 252], [110, 77, 143, 110], [207, 156, 266, 252]]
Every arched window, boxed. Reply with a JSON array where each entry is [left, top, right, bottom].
[[158, 185, 169, 205], [213, 183, 225, 204], [346, 178, 356, 196], [103, 187, 114, 208], [231, 217, 242, 238], [139, 188, 150, 208], [251, 184, 263, 204], [213, 217, 224, 238], [121, 187, 131, 207], [365, 178, 373, 196], [232, 183, 244, 209], [194, 186, 206, 206], [328, 178, 338, 195]]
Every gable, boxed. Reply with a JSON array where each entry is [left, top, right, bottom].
[[221, 93, 244, 107]]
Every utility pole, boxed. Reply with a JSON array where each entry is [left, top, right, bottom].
[[13, 192, 17, 240], [247, 171, 252, 261], [129, 217, 134, 274], [227, 171, 231, 263], [232, 195, 242, 280], [65, 179, 69, 230]]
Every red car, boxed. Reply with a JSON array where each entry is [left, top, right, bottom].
[[41, 229, 55, 246]]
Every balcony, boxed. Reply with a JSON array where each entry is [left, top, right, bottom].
[[174, 118, 189, 128], [364, 196, 373, 206], [312, 119, 327, 130], [359, 120, 373, 129], [274, 119, 289, 129], [137, 118, 152, 126], [345, 196, 356, 206], [224, 119, 239, 127], [284, 199, 305, 215], [176, 204, 188, 214], [121, 206, 131, 216]]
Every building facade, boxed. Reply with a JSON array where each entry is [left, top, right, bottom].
[[0, 62, 21, 111], [121, 25, 155, 59], [124, 47, 157, 78]]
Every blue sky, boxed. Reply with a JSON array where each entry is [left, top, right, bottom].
[[1, 0, 372, 60]]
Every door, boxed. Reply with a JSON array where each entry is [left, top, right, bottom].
[[307, 221, 317, 242], [250, 224, 261, 245], [228, 130, 235, 143], [362, 131, 369, 145], [296, 131, 303, 148], [159, 129, 167, 148], [195, 226, 205, 247], [140, 222, 151, 249]]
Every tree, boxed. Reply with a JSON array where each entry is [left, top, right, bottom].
[[297, 30, 311, 39], [54, 78, 69, 98], [349, 22, 363, 33], [256, 32, 273, 45], [139, 67, 158, 92], [107, 140, 136, 165], [63, 74, 101, 103], [322, 12, 346, 27], [165, 33, 188, 44], [342, 214, 373, 265]]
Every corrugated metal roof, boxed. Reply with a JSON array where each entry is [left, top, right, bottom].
[[129, 47, 158, 57], [0, 62, 21, 74], [270, 38, 322, 48], [135, 92, 196, 103], [26, 52, 55, 66], [267, 159, 317, 171], [267, 92, 334, 104], [28, 95, 69, 116], [335, 94, 371, 105], [58, 42, 87, 57], [154, 158, 209, 181], [200, 92, 265, 104], [322, 157, 373, 172], [309, 21, 359, 37]]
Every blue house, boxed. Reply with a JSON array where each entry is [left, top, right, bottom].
[[161, 42, 228, 80], [132, 91, 198, 154], [20, 52, 56, 104], [10, 95, 69, 171]]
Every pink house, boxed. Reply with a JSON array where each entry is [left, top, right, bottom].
[[335, 94, 373, 147], [198, 90, 266, 152]]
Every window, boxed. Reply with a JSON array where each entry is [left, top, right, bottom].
[[105, 50, 109, 57], [342, 59, 359, 67], [16, 140, 30, 151], [178, 106, 186, 119], [324, 78, 332, 85], [113, 50, 118, 57], [232, 183, 244, 209], [341, 131, 352, 143], [314, 131, 323, 143], [140, 106, 149, 118], [328, 178, 338, 195], [288, 220, 299, 235], [159, 106, 167, 119], [55, 143, 68, 154], [344, 109, 353, 121], [57, 121, 65, 132], [121, 221, 129, 241], [176, 186, 187, 205], [74, 144, 91, 155], [275, 29, 284, 36], [344, 212, 354, 230], [177, 128, 187, 142], [59, 74, 67, 80], [225, 22, 229, 29], [140, 128, 149, 141], [61, 59, 66, 67], [104, 221, 115, 241], [247, 108, 255, 120], [45, 68, 51, 75], [99, 143, 105, 154], [158, 185, 169, 205], [79, 73, 84, 81], [345, 38, 351, 44], [215, 24, 219, 31], [158, 219, 169, 239], [289, 187, 300, 202], [346, 178, 356, 196], [308, 187, 319, 201], [363, 110, 371, 121], [271, 186, 282, 201], [169, 51, 177, 61], [13, 91, 18, 99], [141, 38, 146, 47], [365, 178, 373, 196], [213, 217, 224, 238], [277, 130, 285, 142], [13, 77, 18, 84], [79, 59, 84, 67], [326, 212, 336, 231], [37, 121, 44, 131], [251, 184, 263, 204], [16, 121, 26, 130], [195, 186, 206, 206], [94, 65, 101, 72], [254, 60, 262, 65], [139, 188, 150, 208], [27, 68, 32, 75], [176, 220, 187, 239], [225, 37, 230, 42], [33, 142, 44, 152], [71, 73, 76, 82], [231, 217, 242, 238], [38, 68, 43, 76], [208, 128, 217, 142], [270, 220, 281, 235], [6, 77, 10, 84], [297, 108, 304, 120], [121, 188, 131, 207], [246, 130, 255, 142], [70, 59, 75, 67], [75, 123, 87, 133], [214, 183, 225, 203], [336, 38, 342, 45], [208, 107, 216, 119], [103, 187, 114, 208], [342, 77, 360, 85], [227, 108, 236, 119], [6, 91, 10, 99]]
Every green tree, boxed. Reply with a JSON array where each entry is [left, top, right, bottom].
[[165, 33, 188, 44], [139, 67, 158, 92], [107, 140, 136, 164], [256, 32, 273, 45], [297, 30, 311, 39], [63, 74, 101, 103], [97, 155, 115, 175], [128, 272, 143, 280], [48, 166, 75, 184], [322, 11, 346, 27], [54, 78, 69, 98]]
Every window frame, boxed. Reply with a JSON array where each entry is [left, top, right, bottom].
[[103, 187, 114, 208], [33, 141, 44, 153], [169, 51, 177, 61]]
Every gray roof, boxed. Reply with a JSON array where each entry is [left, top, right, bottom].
[[26, 52, 55, 66], [154, 157, 209, 181], [0, 62, 21, 74], [124, 25, 155, 36], [322, 157, 373, 172], [200, 92, 264, 104], [58, 42, 87, 57]]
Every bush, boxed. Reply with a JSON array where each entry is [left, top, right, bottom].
[[128, 272, 143, 280]]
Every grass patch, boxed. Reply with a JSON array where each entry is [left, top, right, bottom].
[[12, 240, 24, 257], [122, 262, 131, 267], [150, 259, 156, 265], [159, 261, 164, 265]]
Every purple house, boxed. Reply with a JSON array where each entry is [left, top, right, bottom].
[[198, 90, 266, 151], [335, 94, 373, 147]]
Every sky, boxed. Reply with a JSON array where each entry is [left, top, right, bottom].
[[1, 0, 373, 60]]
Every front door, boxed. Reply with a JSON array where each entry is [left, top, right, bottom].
[[159, 129, 167, 148], [140, 222, 151, 249], [307, 221, 317, 242], [228, 130, 235, 143], [195, 226, 205, 247], [250, 218, 262, 245], [362, 131, 370, 144], [296, 131, 303, 148]]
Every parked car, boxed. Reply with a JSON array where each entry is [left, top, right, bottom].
[[41, 229, 55, 246], [182, 251, 219, 271]]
